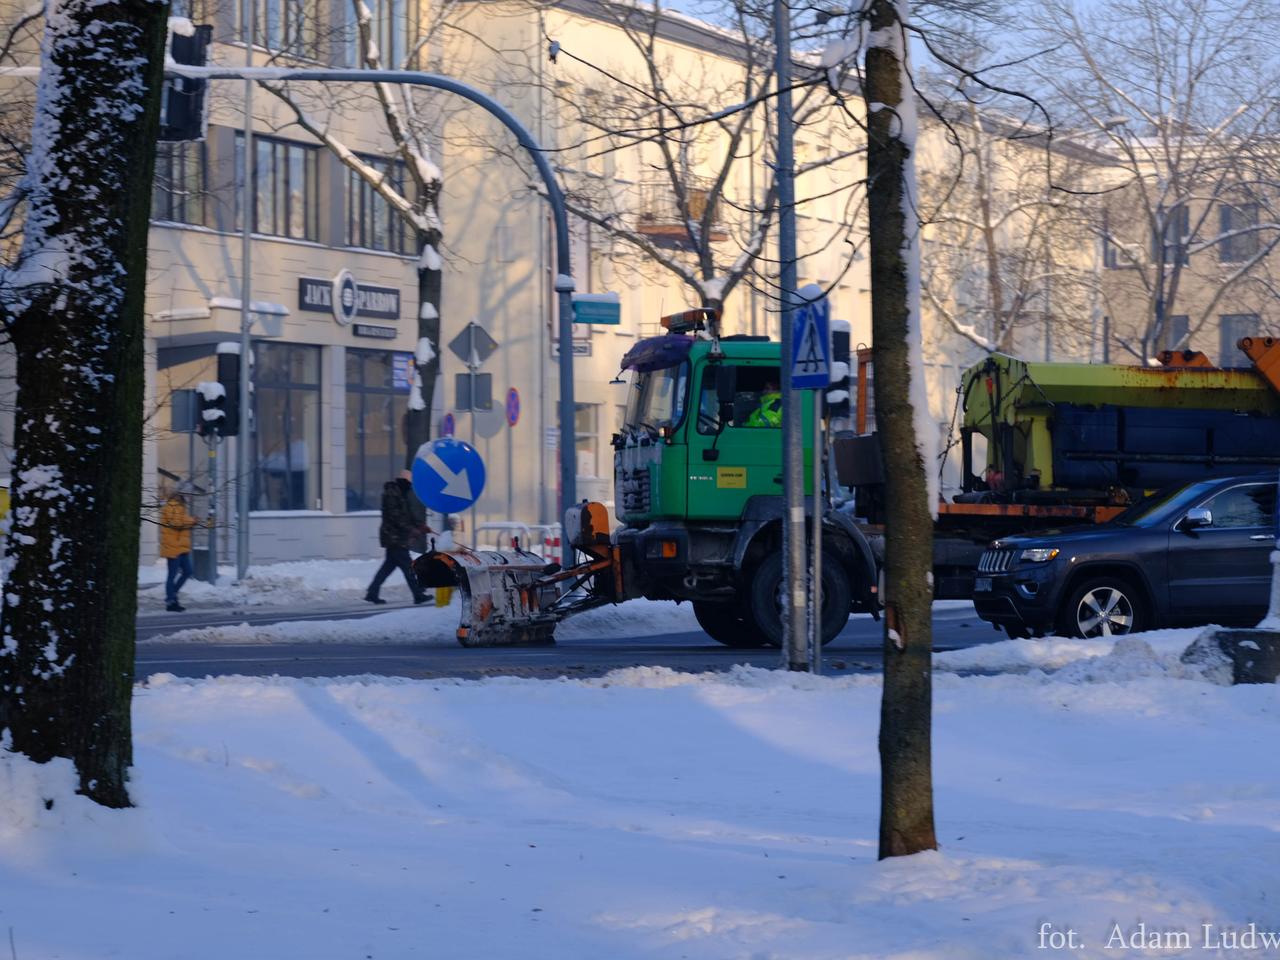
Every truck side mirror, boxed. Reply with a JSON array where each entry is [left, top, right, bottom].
[[716, 365, 736, 422]]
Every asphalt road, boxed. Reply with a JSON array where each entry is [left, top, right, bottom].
[[137, 603, 1001, 681]]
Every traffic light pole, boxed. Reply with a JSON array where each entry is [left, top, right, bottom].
[[167, 64, 580, 524], [207, 433, 218, 585]]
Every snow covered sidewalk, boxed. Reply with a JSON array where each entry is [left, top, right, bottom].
[[3, 645, 1278, 959], [138, 558, 389, 612]]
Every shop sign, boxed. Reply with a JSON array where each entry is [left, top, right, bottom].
[[353, 323, 397, 340], [298, 273, 401, 324]]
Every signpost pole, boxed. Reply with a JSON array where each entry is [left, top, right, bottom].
[[207, 434, 218, 585], [792, 286, 832, 668], [810, 391, 823, 674]]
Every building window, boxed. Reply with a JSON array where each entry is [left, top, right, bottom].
[[1163, 314, 1189, 352], [342, 0, 415, 68], [1220, 202, 1260, 263], [346, 157, 414, 254], [1220, 314, 1259, 367], [252, 342, 322, 511], [235, 134, 319, 241], [574, 403, 598, 478], [153, 141, 207, 227], [1155, 204, 1191, 266], [346, 349, 411, 511], [237, 0, 320, 59]]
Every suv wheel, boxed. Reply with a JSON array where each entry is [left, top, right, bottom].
[[1058, 578, 1146, 638]]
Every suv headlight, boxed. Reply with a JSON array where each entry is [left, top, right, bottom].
[[1019, 548, 1060, 563]]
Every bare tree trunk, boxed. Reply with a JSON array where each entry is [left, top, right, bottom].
[[864, 0, 939, 861], [404, 225, 443, 464], [0, 0, 167, 807]]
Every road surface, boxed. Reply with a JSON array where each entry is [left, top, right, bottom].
[[137, 603, 1000, 681]]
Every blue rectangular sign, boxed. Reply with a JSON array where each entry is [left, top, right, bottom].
[[572, 293, 621, 325], [791, 296, 832, 389]]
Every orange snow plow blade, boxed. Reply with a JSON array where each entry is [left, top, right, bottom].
[[412, 503, 627, 647], [413, 546, 563, 647]]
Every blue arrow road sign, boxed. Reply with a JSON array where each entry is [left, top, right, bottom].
[[411, 438, 486, 514], [790, 288, 831, 389]]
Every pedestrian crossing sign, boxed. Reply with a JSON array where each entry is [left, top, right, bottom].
[[790, 287, 831, 389]]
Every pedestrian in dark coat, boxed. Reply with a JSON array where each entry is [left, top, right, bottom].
[[365, 474, 430, 604]]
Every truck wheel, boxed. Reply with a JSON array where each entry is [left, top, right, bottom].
[[749, 552, 852, 648], [692, 602, 769, 648], [1057, 577, 1146, 638]]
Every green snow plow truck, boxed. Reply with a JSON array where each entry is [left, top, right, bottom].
[[413, 308, 879, 647]]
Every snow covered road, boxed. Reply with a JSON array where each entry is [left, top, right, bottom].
[[3, 633, 1278, 959]]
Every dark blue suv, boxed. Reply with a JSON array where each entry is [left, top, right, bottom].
[[973, 475, 1278, 638]]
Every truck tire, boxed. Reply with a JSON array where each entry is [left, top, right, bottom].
[[748, 552, 852, 648], [1056, 577, 1147, 639], [692, 602, 770, 648]]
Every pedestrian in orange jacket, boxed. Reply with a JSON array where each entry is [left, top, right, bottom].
[[160, 492, 206, 612]]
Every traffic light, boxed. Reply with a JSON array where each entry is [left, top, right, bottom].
[[826, 318, 852, 423], [159, 23, 213, 142], [195, 381, 226, 437], [215, 342, 241, 438]]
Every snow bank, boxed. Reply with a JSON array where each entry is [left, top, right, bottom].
[[935, 626, 1212, 676], [3, 665, 1279, 959]]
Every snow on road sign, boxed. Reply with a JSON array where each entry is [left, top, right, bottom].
[[412, 438, 486, 513]]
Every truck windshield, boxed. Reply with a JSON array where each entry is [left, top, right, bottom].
[[625, 362, 689, 435]]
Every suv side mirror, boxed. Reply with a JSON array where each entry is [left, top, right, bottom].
[[1183, 506, 1213, 529], [715, 365, 737, 422]]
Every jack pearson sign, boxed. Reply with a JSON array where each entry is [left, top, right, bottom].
[[298, 273, 401, 324]]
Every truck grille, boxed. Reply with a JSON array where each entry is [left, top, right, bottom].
[[977, 548, 1015, 573], [619, 467, 651, 514]]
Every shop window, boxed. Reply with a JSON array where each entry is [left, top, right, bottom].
[[252, 342, 322, 511], [346, 348, 411, 511], [153, 141, 207, 227], [234, 134, 319, 241], [346, 156, 414, 255]]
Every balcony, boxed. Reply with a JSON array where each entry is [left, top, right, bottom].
[[635, 178, 728, 247]]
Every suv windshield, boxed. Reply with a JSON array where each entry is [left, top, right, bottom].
[[1112, 479, 1224, 528], [625, 362, 689, 435]]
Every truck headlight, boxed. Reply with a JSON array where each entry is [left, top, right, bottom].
[[1019, 548, 1060, 563]]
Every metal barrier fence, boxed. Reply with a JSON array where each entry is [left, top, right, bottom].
[[475, 522, 563, 565]]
